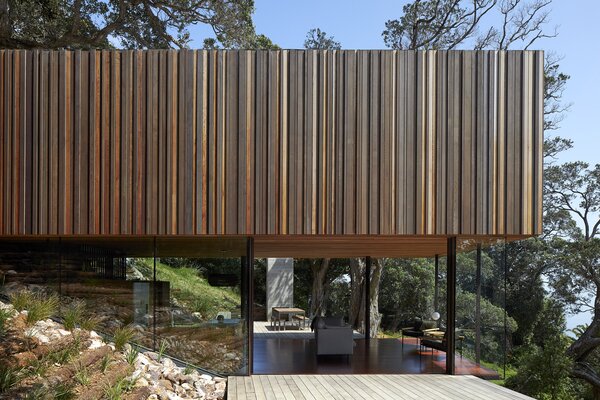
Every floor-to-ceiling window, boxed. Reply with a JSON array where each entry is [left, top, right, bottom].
[[455, 237, 508, 378], [0, 236, 252, 376]]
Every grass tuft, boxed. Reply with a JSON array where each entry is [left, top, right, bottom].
[[79, 315, 102, 332], [61, 300, 86, 331], [157, 338, 169, 362], [112, 325, 137, 352], [100, 354, 112, 373], [0, 365, 21, 393], [0, 308, 12, 336], [9, 290, 35, 312], [26, 293, 59, 326], [74, 363, 91, 386], [103, 377, 135, 400], [48, 336, 82, 365], [53, 382, 76, 400], [124, 347, 139, 366]]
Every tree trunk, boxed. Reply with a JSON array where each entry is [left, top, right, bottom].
[[310, 259, 330, 317], [368, 258, 383, 338], [567, 283, 600, 394], [349, 258, 383, 337], [349, 259, 365, 328]]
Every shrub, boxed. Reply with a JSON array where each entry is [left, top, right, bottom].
[[26, 293, 59, 326], [61, 300, 86, 331], [0, 365, 21, 393], [9, 290, 35, 312], [112, 325, 137, 352]]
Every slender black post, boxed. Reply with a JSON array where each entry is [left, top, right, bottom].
[[475, 243, 482, 364], [503, 240, 508, 380], [246, 237, 254, 375], [153, 236, 157, 352], [434, 254, 439, 315], [446, 237, 457, 375], [365, 256, 371, 341]]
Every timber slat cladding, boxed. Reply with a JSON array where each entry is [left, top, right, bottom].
[[0, 49, 543, 237]]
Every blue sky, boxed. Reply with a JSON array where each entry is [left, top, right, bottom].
[[189, 0, 600, 167]]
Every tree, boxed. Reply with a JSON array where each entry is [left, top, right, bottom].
[[544, 161, 600, 395], [0, 0, 270, 49], [348, 258, 383, 337], [383, 0, 557, 51], [303, 28, 341, 50], [309, 258, 330, 317], [506, 299, 578, 400]]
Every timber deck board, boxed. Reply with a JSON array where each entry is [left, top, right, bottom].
[[227, 375, 534, 400]]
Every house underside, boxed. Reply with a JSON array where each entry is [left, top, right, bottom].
[[0, 49, 543, 377]]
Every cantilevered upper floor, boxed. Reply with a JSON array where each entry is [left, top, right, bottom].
[[0, 49, 543, 241]]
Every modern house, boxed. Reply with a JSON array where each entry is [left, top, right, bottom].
[[0, 49, 543, 382]]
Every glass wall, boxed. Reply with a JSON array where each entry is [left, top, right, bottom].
[[455, 238, 508, 378], [0, 237, 251, 376]]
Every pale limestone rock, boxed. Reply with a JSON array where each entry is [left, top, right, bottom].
[[135, 377, 149, 387]]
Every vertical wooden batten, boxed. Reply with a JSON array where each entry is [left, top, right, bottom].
[[0, 49, 543, 238]]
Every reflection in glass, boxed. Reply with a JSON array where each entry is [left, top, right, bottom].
[[456, 238, 509, 378]]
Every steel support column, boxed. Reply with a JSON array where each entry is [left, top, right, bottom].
[[446, 237, 457, 375], [475, 243, 482, 364], [243, 237, 254, 375], [365, 256, 371, 341], [434, 254, 439, 315]]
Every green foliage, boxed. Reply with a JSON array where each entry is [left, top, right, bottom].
[[9, 290, 35, 312], [24, 357, 49, 378], [506, 333, 576, 400], [49, 336, 83, 365], [79, 315, 102, 332], [61, 300, 86, 331], [74, 364, 91, 386], [125, 347, 139, 366], [141, 258, 241, 320], [157, 339, 169, 362], [24, 385, 47, 400], [112, 325, 137, 351], [383, 0, 478, 50], [104, 377, 135, 400], [505, 299, 581, 399], [0, 308, 12, 336], [379, 258, 435, 327], [100, 354, 112, 373], [304, 28, 341, 49], [26, 293, 60, 326], [456, 290, 518, 365], [52, 382, 76, 400], [183, 365, 195, 375], [1, 0, 262, 49], [0, 365, 21, 393]]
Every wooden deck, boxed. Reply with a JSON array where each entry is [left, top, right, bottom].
[[228, 374, 533, 400]]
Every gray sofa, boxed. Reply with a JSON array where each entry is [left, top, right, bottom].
[[313, 316, 354, 356]]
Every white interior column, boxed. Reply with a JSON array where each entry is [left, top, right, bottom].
[[266, 258, 294, 321]]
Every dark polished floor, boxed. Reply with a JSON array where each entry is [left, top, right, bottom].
[[253, 337, 500, 379]]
